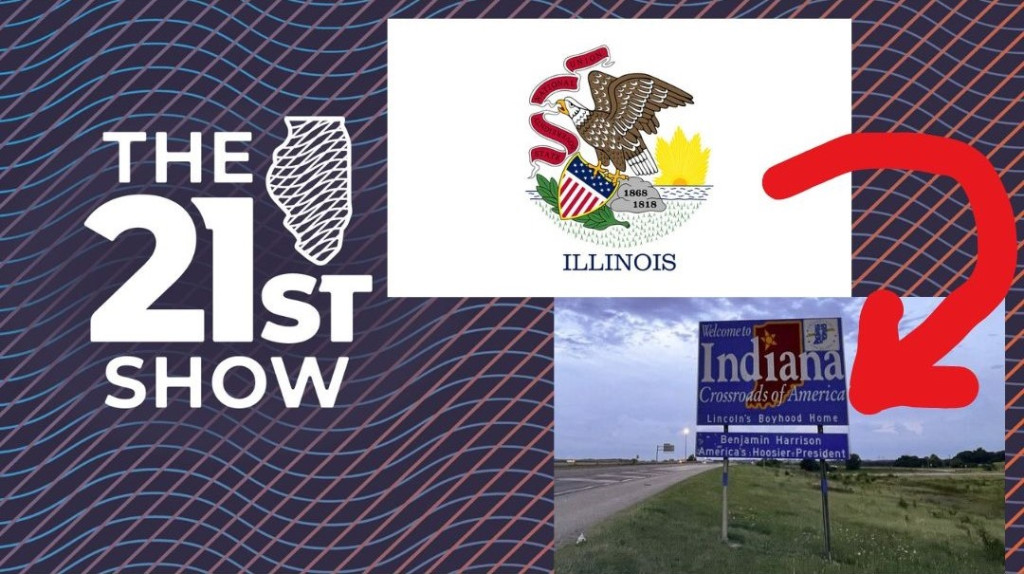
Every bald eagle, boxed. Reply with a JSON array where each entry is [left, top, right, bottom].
[[557, 71, 693, 182]]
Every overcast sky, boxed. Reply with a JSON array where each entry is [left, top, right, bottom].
[[554, 297, 1004, 460]]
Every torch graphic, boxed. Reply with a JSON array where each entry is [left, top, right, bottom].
[[266, 116, 352, 266]]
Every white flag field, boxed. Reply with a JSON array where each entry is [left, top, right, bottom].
[[387, 19, 852, 298]]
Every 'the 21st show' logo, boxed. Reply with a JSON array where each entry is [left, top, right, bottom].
[[528, 46, 712, 272], [88, 118, 371, 409]]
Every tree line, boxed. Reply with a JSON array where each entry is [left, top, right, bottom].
[[758, 447, 1004, 472], [885, 447, 1004, 469]]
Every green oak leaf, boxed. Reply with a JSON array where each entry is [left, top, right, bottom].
[[576, 205, 630, 230], [535, 175, 559, 214]]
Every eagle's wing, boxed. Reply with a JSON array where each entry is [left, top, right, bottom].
[[582, 116, 638, 152], [606, 73, 693, 136], [588, 71, 616, 112]]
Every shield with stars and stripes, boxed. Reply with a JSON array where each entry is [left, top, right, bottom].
[[557, 154, 620, 220]]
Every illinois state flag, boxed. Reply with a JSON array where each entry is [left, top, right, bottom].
[[387, 19, 852, 298]]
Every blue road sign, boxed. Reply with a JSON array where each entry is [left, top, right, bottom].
[[696, 432, 849, 460], [697, 318, 849, 426]]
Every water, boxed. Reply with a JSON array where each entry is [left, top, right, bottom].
[[525, 185, 711, 201]]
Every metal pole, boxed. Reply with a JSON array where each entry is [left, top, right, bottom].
[[818, 424, 832, 560], [722, 424, 729, 542], [655, 444, 660, 463]]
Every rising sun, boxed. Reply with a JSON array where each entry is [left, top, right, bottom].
[[653, 127, 710, 186]]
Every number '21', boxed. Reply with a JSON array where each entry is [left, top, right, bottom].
[[85, 195, 253, 343]]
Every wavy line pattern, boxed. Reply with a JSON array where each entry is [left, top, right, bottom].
[[0, 1, 552, 572], [0, 1, 1018, 573]]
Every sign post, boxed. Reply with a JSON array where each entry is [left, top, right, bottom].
[[695, 317, 849, 556], [721, 424, 729, 542], [818, 426, 832, 560]]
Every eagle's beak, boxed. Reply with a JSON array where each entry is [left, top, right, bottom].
[[556, 99, 568, 115]]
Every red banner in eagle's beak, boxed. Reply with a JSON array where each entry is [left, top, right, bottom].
[[528, 46, 610, 172], [529, 113, 578, 166]]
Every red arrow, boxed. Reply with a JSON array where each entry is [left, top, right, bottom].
[[762, 133, 1014, 414]]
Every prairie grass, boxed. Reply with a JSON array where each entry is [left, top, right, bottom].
[[555, 464, 1002, 573]]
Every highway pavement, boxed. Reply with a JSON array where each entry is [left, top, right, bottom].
[[554, 462, 720, 548]]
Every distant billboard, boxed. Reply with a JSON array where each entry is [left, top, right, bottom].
[[696, 432, 848, 460], [662, 443, 675, 452], [697, 318, 849, 426]]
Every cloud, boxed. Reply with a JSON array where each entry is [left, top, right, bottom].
[[901, 421, 924, 435], [869, 421, 922, 436], [873, 422, 898, 434], [555, 304, 696, 359]]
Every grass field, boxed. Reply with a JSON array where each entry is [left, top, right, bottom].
[[555, 464, 1003, 573]]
